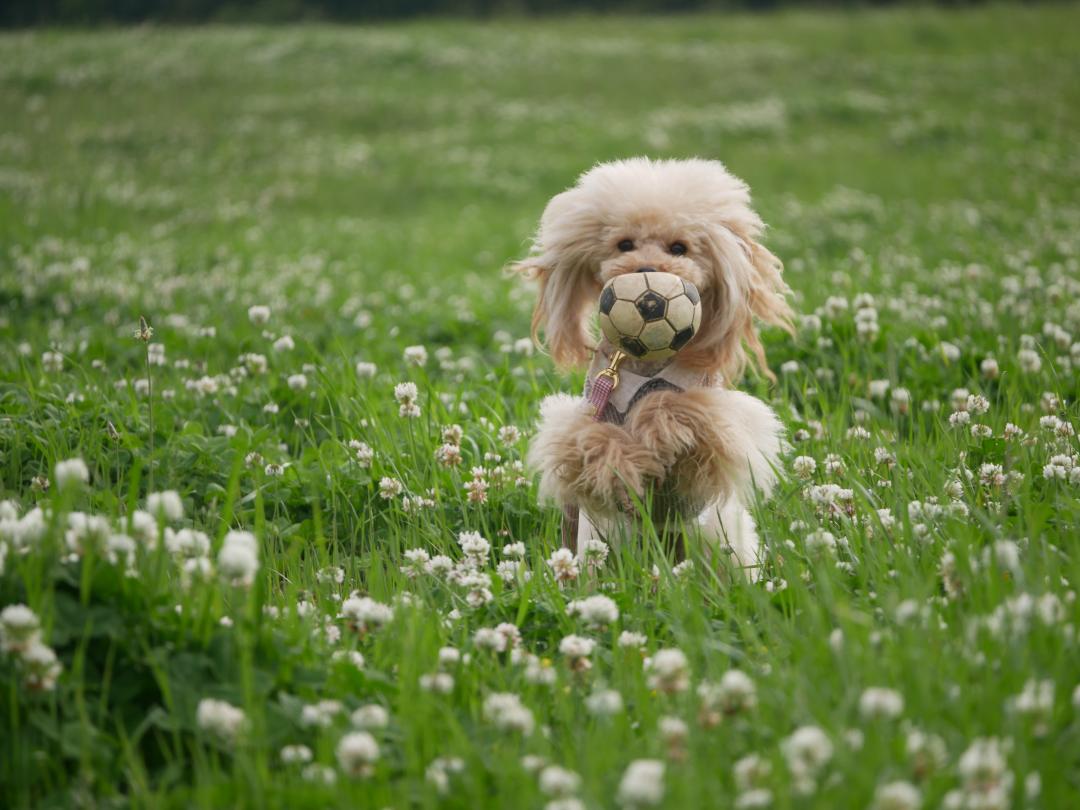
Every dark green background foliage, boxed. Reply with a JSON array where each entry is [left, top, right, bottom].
[[0, 0, 1032, 27]]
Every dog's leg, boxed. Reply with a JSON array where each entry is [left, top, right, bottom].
[[698, 498, 763, 580]]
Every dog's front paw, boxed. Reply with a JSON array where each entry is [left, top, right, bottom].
[[624, 389, 705, 470], [572, 420, 665, 513], [528, 401, 664, 515]]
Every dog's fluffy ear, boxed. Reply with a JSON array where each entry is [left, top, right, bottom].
[[683, 220, 793, 383], [739, 236, 794, 380], [511, 191, 602, 370]]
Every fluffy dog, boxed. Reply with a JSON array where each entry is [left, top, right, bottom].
[[515, 157, 793, 572]]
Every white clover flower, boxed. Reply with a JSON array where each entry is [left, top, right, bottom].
[[425, 756, 465, 795], [872, 780, 921, 810], [218, 530, 259, 588], [1017, 348, 1041, 373], [952, 737, 1013, 809], [287, 373, 308, 391], [332, 650, 366, 670], [859, 687, 904, 720], [403, 345, 428, 366], [347, 440, 374, 467], [547, 548, 580, 584], [938, 341, 961, 361], [672, 559, 695, 579], [580, 538, 610, 567], [645, 648, 690, 694], [0, 604, 41, 654], [42, 351, 64, 372], [618, 631, 648, 649], [733, 753, 771, 792], [419, 672, 454, 693], [340, 596, 393, 633], [1025, 772, 1041, 800], [905, 729, 947, 775], [539, 765, 581, 797], [522, 754, 548, 773], [792, 456, 817, 478], [437, 647, 461, 668], [874, 447, 896, 468], [585, 688, 624, 717], [474, 627, 508, 653], [498, 425, 522, 445], [105, 533, 137, 570], [64, 512, 111, 555], [457, 570, 494, 607], [502, 541, 526, 558], [247, 305, 271, 324], [54, 457, 89, 488], [165, 527, 211, 558], [804, 529, 837, 554], [336, 731, 379, 777], [698, 669, 758, 715], [558, 634, 596, 660], [457, 530, 490, 560], [301, 699, 344, 729], [273, 335, 295, 352], [426, 554, 454, 577], [890, 387, 911, 414], [240, 353, 268, 375], [21, 640, 62, 691], [617, 759, 665, 807], [868, 379, 890, 398], [378, 477, 404, 499], [400, 548, 430, 577], [734, 788, 773, 808], [659, 715, 688, 745], [823, 454, 844, 475], [145, 491, 183, 521], [196, 698, 246, 743], [566, 594, 619, 627], [280, 744, 313, 764], [301, 763, 337, 785], [1012, 678, 1053, 719], [483, 692, 534, 735], [355, 361, 377, 378], [523, 654, 557, 686], [351, 704, 389, 729], [781, 725, 833, 781], [495, 559, 525, 583]]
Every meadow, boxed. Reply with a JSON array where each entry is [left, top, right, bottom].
[[1, 6, 1079, 808]]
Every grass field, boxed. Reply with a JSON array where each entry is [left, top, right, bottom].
[[2, 6, 1080, 808]]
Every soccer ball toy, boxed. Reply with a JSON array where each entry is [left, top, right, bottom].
[[597, 271, 702, 362]]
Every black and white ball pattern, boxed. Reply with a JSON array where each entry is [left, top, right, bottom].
[[597, 271, 702, 361]]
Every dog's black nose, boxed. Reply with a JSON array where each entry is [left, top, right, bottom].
[[636, 266, 657, 273]]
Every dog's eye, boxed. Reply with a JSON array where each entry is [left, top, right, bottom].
[[669, 242, 688, 256], [617, 239, 634, 253]]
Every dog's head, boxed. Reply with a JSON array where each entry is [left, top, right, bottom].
[[514, 157, 793, 381]]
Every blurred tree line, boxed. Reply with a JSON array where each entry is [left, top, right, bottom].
[[2, 0, 1005, 26]]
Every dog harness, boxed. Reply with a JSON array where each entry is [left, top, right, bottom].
[[561, 341, 708, 548]]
